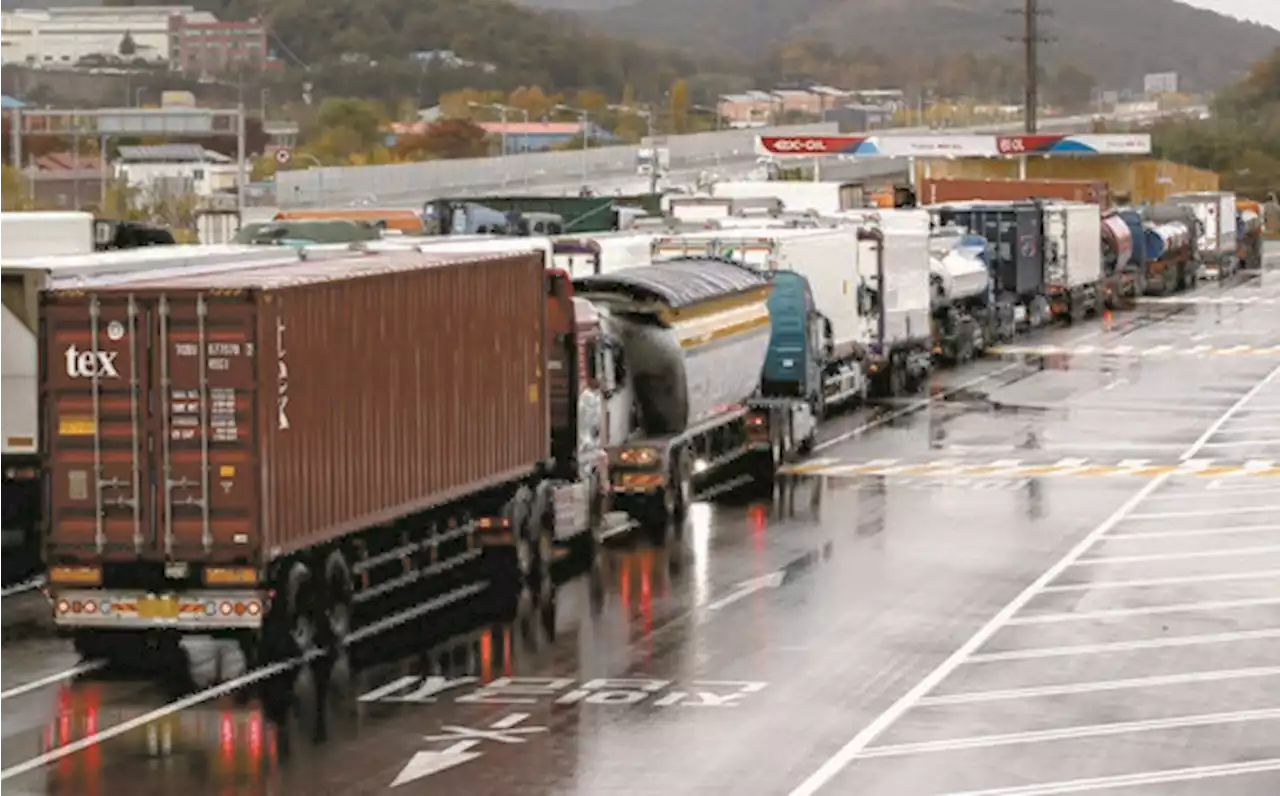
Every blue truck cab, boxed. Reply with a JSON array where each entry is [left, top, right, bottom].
[[761, 270, 827, 402]]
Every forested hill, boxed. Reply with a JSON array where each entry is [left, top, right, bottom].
[[515, 0, 1280, 92]]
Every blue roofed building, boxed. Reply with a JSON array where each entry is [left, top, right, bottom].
[[478, 121, 618, 154]]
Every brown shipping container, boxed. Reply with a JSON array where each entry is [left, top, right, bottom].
[[919, 177, 1112, 209], [42, 250, 548, 565], [916, 158, 1219, 205]]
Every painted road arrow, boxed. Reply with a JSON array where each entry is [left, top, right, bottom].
[[390, 713, 547, 787], [391, 743, 483, 787]]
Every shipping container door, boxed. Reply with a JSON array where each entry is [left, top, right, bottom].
[[149, 293, 260, 562], [44, 295, 151, 561]]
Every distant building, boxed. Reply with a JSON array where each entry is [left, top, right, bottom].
[[717, 87, 856, 127], [478, 122, 617, 154], [168, 14, 279, 74], [1, 6, 216, 66], [22, 150, 106, 209], [115, 143, 246, 202], [823, 104, 895, 132]]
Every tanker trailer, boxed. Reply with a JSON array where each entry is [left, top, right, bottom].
[[573, 259, 812, 537], [1101, 211, 1137, 307], [1141, 203, 1200, 293], [928, 225, 1005, 364]]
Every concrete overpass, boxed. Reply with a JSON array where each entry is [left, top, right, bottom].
[[267, 107, 1191, 215]]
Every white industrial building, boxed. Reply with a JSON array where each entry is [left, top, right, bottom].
[[0, 5, 216, 66], [115, 144, 246, 202]]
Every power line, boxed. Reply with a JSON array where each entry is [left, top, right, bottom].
[[1005, 0, 1055, 133]]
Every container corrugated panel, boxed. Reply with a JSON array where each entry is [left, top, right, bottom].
[[42, 250, 548, 564], [920, 178, 1111, 209], [919, 159, 1220, 206]]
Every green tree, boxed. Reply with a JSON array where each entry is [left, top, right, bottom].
[[668, 78, 689, 134], [118, 31, 137, 57], [312, 98, 385, 151]]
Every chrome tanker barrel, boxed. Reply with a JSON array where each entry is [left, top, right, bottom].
[[1142, 203, 1201, 240], [1144, 221, 1193, 262], [929, 227, 991, 304], [573, 259, 772, 438]]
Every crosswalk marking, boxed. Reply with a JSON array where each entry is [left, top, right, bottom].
[[778, 457, 1280, 480], [987, 344, 1280, 359]]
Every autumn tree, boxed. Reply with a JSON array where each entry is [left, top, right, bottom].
[[668, 78, 689, 134], [417, 119, 490, 159]]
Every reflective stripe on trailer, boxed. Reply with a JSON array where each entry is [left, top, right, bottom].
[[51, 588, 266, 630]]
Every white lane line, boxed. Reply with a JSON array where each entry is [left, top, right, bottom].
[[785, 365, 1280, 795], [0, 580, 489, 781], [967, 628, 1280, 663], [0, 661, 106, 702], [0, 576, 45, 599], [917, 664, 1280, 706], [1041, 568, 1280, 592], [1072, 544, 1280, 566], [1007, 596, 1280, 625], [1143, 483, 1280, 502], [940, 758, 1280, 796], [0, 656, 300, 782], [855, 707, 1280, 759], [1125, 504, 1280, 520], [1103, 524, 1280, 540]]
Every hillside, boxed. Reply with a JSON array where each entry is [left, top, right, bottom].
[[514, 0, 1280, 92], [180, 0, 711, 101]]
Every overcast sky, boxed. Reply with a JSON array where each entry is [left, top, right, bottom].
[[1178, 0, 1280, 30]]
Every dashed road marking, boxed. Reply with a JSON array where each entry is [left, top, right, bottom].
[[1137, 295, 1280, 305], [988, 343, 1280, 358], [779, 457, 1280, 479]]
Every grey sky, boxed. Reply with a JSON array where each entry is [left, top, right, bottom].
[[1178, 0, 1280, 30]]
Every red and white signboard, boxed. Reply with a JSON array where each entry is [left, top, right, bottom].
[[756, 134, 1151, 159]]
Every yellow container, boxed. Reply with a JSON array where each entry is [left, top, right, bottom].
[[916, 158, 1220, 205]]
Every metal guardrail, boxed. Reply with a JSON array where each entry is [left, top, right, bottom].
[[273, 111, 1175, 209]]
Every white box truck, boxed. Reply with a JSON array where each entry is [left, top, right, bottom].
[[1170, 191, 1239, 279], [1043, 201, 1105, 321]]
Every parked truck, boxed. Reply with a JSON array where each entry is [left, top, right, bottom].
[[38, 250, 589, 664], [573, 259, 815, 522], [928, 224, 1004, 364], [931, 199, 1103, 330], [1237, 199, 1265, 271], [1140, 203, 1201, 293], [3, 246, 344, 587], [648, 212, 933, 409], [1169, 191, 1238, 280]]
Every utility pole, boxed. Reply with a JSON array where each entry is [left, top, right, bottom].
[[1007, 0, 1053, 133]]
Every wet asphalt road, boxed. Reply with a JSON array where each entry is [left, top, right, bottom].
[[4, 245, 1280, 796]]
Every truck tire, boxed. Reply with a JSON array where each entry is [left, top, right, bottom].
[[263, 562, 317, 663], [322, 551, 353, 650], [673, 449, 694, 522], [641, 488, 677, 547], [529, 483, 556, 601]]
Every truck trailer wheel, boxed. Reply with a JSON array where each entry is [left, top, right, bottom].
[[322, 551, 353, 650], [263, 562, 317, 662]]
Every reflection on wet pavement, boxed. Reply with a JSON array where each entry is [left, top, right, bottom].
[[5, 253, 1280, 795]]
